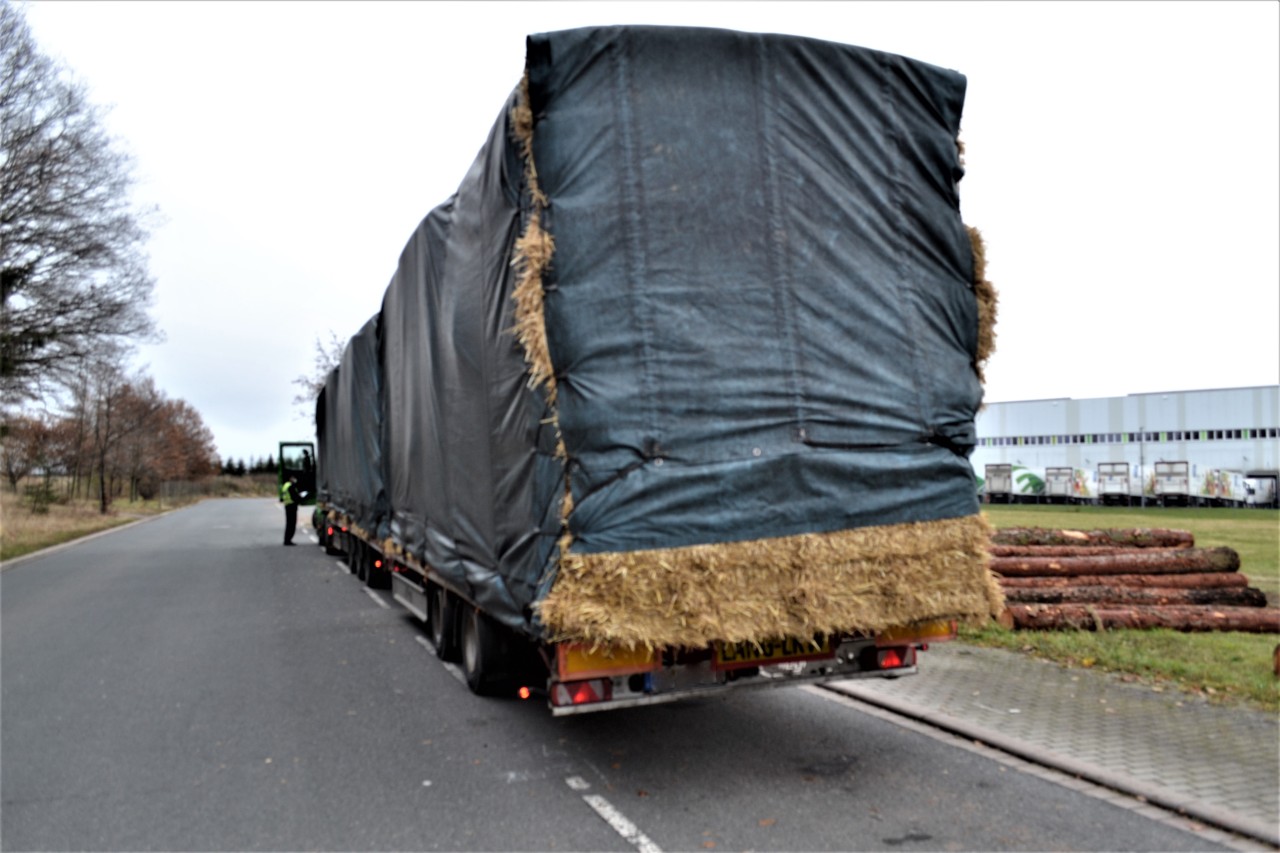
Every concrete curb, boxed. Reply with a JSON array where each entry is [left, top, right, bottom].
[[822, 682, 1280, 849], [0, 510, 174, 573]]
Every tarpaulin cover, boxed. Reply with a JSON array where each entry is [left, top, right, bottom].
[[380, 185, 563, 627], [371, 25, 986, 638], [314, 366, 340, 508], [530, 25, 981, 552], [326, 315, 389, 539]]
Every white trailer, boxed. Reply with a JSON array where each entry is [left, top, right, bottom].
[[1044, 467, 1074, 503], [1097, 462, 1131, 506], [984, 464, 1012, 503], [1153, 461, 1192, 506], [1200, 469, 1248, 506]]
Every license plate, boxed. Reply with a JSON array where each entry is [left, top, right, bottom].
[[713, 636, 834, 671]]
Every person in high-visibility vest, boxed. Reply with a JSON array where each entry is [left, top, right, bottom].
[[280, 474, 299, 546]]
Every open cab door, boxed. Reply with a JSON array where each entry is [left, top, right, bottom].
[[278, 441, 316, 506]]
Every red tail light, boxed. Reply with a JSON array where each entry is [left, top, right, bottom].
[[327, 526, 334, 536], [550, 678, 612, 707], [518, 686, 532, 700], [877, 647, 914, 669], [374, 559, 383, 569]]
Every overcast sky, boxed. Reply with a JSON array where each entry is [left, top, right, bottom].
[[20, 0, 1280, 465]]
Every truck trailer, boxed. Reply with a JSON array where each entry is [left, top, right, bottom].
[[1097, 462, 1131, 506], [309, 26, 1002, 715]]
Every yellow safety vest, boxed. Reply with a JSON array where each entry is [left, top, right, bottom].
[[280, 481, 295, 506]]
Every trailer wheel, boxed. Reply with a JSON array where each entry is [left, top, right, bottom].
[[428, 585, 461, 663], [462, 606, 515, 697]]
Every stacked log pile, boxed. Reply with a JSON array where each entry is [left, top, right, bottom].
[[989, 528, 1279, 633]]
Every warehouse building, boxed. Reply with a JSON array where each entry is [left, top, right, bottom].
[[970, 386, 1280, 505]]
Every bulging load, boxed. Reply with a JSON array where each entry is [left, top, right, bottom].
[[315, 27, 1005, 713], [371, 24, 1001, 649]]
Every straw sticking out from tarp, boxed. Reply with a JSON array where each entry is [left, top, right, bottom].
[[511, 73, 559, 409], [969, 224, 998, 384]]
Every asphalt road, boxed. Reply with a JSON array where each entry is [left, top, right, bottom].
[[2, 499, 1230, 852]]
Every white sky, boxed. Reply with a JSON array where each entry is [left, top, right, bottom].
[[20, 0, 1280, 465]]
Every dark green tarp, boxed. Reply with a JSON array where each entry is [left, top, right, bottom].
[[325, 316, 389, 540], [341, 25, 982, 637]]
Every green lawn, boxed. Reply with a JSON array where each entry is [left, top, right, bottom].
[[968, 504, 1280, 712]]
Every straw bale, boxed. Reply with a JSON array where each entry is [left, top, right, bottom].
[[968, 225, 998, 383], [537, 514, 1003, 648]]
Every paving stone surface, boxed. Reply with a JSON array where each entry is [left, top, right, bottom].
[[831, 643, 1280, 838]]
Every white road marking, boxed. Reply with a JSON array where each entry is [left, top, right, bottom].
[[564, 777, 661, 852], [413, 636, 467, 686], [580, 793, 662, 853], [364, 589, 390, 609], [334, 560, 349, 575]]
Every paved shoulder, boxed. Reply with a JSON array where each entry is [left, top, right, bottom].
[[828, 643, 1280, 847]]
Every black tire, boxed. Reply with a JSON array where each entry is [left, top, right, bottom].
[[462, 605, 516, 697], [356, 543, 369, 583], [428, 585, 461, 663]]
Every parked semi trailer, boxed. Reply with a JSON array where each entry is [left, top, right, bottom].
[[305, 26, 1002, 715], [1097, 462, 1131, 506]]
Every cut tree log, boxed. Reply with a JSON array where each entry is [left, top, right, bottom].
[[990, 528, 1195, 548], [991, 547, 1240, 578], [998, 572, 1250, 590], [1004, 604, 1280, 633], [990, 545, 1187, 558], [1002, 585, 1268, 608]]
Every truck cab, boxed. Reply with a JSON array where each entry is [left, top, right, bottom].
[[277, 441, 317, 507]]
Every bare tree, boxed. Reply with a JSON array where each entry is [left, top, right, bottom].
[[0, 2, 159, 402], [292, 330, 345, 413], [0, 409, 37, 490], [76, 355, 165, 513]]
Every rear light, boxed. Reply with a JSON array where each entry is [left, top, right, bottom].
[[550, 678, 612, 708], [876, 646, 914, 670], [518, 686, 532, 700], [374, 559, 383, 569], [326, 526, 334, 536]]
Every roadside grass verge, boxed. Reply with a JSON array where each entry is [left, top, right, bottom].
[[0, 489, 158, 563], [961, 622, 1279, 713], [969, 504, 1280, 712], [0, 476, 276, 563]]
